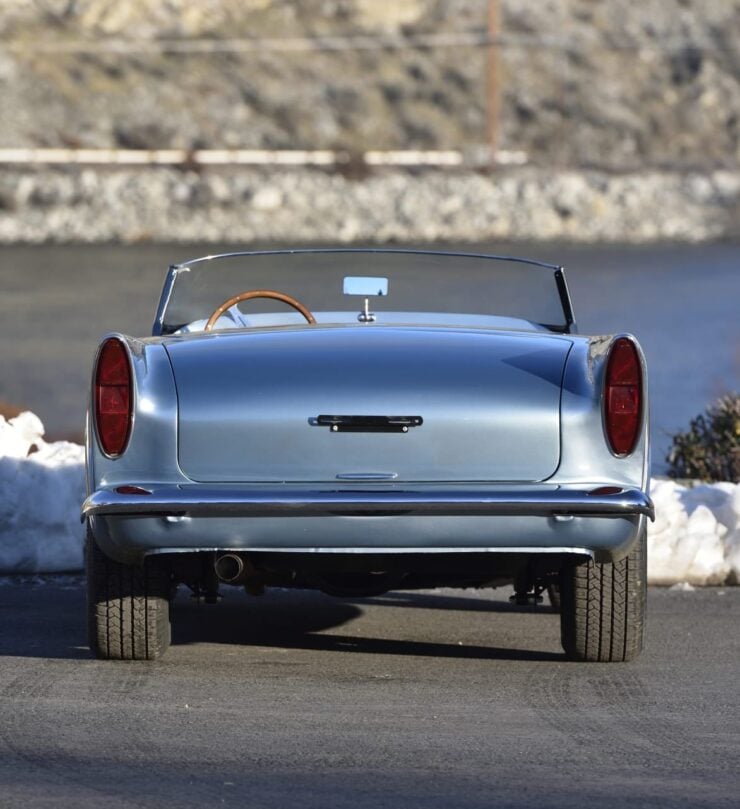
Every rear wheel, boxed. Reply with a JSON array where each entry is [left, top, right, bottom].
[[559, 525, 647, 662], [86, 529, 172, 660]]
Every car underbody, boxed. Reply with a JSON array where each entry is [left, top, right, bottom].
[[155, 548, 582, 603]]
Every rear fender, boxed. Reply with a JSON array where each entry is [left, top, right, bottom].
[[555, 334, 649, 490], [87, 334, 187, 494]]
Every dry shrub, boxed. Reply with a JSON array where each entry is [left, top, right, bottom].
[[666, 394, 740, 483]]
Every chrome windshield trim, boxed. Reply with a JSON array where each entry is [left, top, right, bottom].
[[83, 485, 654, 520], [154, 248, 570, 335], [171, 248, 562, 273]]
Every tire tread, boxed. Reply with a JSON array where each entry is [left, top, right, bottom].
[[86, 531, 171, 660], [560, 526, 646, 662]]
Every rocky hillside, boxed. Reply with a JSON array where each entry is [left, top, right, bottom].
[[0, 0, 738, 169]]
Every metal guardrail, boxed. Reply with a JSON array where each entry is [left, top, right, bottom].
[[0, 148, 529, 167], [1, 32, 730, 55]]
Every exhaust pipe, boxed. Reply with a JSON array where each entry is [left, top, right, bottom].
[[214, 553, 245, 583]]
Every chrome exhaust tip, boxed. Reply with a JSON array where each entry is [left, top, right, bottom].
[[214, 553, 245, 583]]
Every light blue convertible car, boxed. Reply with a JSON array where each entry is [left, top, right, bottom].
[[83, 250, 652, 661]]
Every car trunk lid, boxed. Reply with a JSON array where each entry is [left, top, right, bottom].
[[164, 326, 571, 483]]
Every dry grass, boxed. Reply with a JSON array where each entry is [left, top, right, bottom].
[[0, 400, 24, 421]]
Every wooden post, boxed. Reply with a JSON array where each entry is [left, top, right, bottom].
[[486, 0, 501, 166]]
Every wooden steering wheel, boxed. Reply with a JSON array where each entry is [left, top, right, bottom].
[[204, 289, 316, 332]]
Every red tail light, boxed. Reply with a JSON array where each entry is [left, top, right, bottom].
[[604, 338, 642, 456], [95, 338, 132, 457]]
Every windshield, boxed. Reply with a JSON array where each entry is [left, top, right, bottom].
[[153, 250, 575, 335]]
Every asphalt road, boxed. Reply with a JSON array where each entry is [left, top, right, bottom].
[[0, 581, 737, 808]]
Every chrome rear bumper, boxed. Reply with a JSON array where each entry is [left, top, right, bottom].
[[83, 483, 654, 521]]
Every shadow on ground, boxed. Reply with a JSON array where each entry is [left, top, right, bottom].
[[172, 587, 563, 661], [0, 581, 563, 662]]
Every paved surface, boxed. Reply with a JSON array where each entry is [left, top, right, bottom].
[[0, 581, 737, 808]]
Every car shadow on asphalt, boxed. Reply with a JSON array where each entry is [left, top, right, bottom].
[[347, 590, 558, 614], [171, 589, 564, 662], [0, 584, 562, 663]]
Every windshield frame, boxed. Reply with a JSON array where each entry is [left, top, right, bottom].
[[152, 249, 577, 336]]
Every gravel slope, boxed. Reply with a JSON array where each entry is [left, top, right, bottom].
[[1, 0, 738, 168]]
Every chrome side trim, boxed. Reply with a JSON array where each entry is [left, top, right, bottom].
[[83, 484, 654, 520]]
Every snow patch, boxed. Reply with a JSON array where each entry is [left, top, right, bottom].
[[0, 413, 85, 573], [668, 581, 696, 592], [648, 479, 740, 586], [0, 412, 738, 583]]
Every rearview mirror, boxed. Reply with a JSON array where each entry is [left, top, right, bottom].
[[343, 276, 389, 297]]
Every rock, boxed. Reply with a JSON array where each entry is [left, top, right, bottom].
[[0, 166, 738, 244], [251, 186, 283, 211]]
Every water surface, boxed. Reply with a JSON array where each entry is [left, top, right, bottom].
[[1, 242, 737, 472]]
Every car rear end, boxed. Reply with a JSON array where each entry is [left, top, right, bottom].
[[83, 250, 651, 661]]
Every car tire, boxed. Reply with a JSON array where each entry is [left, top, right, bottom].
[[559, 525, 646, 662], [86, 529, 172, 660]]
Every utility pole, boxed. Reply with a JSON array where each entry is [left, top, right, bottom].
[[486, 0, 501, 166]]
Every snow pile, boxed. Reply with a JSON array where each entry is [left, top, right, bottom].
[[648, 478, 740, 586], [0, 412, 85, 573], [0, 411, 739, 583]]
